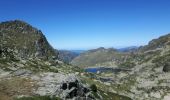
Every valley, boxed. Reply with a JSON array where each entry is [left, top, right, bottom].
[[0, 20, 133, 100], [1, 0, 170, 100], [0, 20, 170, 100], [49, 31, 170, 100], [66, 33, 170, 100]]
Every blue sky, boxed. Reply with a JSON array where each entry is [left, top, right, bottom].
[[0, 0, 170, 50]]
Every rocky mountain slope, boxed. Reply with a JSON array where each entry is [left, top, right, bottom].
[[0, 20, 131, 100], [0, 20, 57, 60], [71, 47, 131, 68], [139, 33, 170, 52], [0, 20, 93, 100], [82, 33, 170, 100], [118, 33, 170, 99]]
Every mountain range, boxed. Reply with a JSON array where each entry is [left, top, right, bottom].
[[71, 34, 170, 69], [1, 20, 170, 100]]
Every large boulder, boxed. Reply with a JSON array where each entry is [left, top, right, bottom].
[[60, 79, 91, 99], [34, 73, 92, 99], [163, 62, 170, 72]]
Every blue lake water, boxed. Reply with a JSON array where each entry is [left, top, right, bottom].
[[85, 67, 130, 73], [85, 68, 101, 73], [85, 67, 113, 73]]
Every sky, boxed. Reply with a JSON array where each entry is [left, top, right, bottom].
[[0, 0, 170, 50]]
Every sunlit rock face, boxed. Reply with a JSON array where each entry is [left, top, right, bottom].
[[0, 20, 57, 60], [33, 73, 92, 99]]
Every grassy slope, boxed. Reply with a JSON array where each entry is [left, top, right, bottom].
[[71, 48, 129, 67]]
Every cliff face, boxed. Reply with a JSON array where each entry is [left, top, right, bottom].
[[0, 20, 57, 60]]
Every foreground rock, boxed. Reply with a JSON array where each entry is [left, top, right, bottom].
[[163, 62, 170, 72], [32, 72, 93, 99]]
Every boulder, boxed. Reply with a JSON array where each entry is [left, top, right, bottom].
[[34, 73, 92, 99], [163, 62, 170, 72], [60, 79, 90, 99]]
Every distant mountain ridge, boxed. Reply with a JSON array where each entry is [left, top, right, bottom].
[[69, 50, 86, 54], [71, 47, 129, 67], [117, 46, 138, 52], [71, 33, 170, 68]]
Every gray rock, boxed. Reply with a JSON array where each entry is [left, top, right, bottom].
[[163, 63, 170, 72], [34, 72, 92, 99], [13, 69, 32, 76]]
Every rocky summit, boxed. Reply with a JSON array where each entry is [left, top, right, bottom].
[[0, 20, 57, 60]]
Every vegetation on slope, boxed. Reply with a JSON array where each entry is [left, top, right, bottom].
[[0, 20, 57, 60], [71, 47, 130, 67]]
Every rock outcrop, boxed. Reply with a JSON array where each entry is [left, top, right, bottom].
[[163, 62, 170, 72], [0, 20, 57, 60], [33, 73, 93, 99]]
